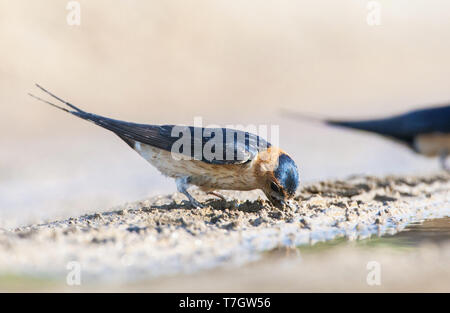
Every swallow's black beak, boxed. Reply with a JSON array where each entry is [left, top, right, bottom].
[[266, 194, 287, 209]]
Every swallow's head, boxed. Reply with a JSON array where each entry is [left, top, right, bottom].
[[260, 152, 299, 208]]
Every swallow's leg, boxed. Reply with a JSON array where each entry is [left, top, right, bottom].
[[207, 191, 227, 201], [440, 150, 449, 172], [175, 177, 204, 208]]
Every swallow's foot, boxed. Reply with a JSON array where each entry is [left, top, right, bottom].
[[188, 198, 204, 209], [176, 177, 204, 209]]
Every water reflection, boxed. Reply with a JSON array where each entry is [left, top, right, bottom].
[[299, 217, 450, 253]]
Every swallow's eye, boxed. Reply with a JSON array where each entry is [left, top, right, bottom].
[[270, 182, 281, 193]]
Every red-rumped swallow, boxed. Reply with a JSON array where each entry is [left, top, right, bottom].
[[284, 105, 450, 170], [29, 85, 299, 208]]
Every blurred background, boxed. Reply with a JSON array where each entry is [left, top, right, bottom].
[[1, 0, 450, 227]]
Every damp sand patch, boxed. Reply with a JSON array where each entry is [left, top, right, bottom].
[[0, 173, 448, 283]]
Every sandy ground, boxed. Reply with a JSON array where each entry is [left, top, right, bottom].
[[0, 172, 448, 291]]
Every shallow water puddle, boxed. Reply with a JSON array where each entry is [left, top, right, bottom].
[[296, 216, 450, 254]]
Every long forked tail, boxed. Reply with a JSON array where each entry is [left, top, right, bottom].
[[28, 84, 159, 148], [28, 83, 122, 132], [28, 84, 87, 114], [28, 83, 120, 134]]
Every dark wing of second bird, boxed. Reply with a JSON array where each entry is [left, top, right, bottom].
[[327, 105, 450, 146]]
